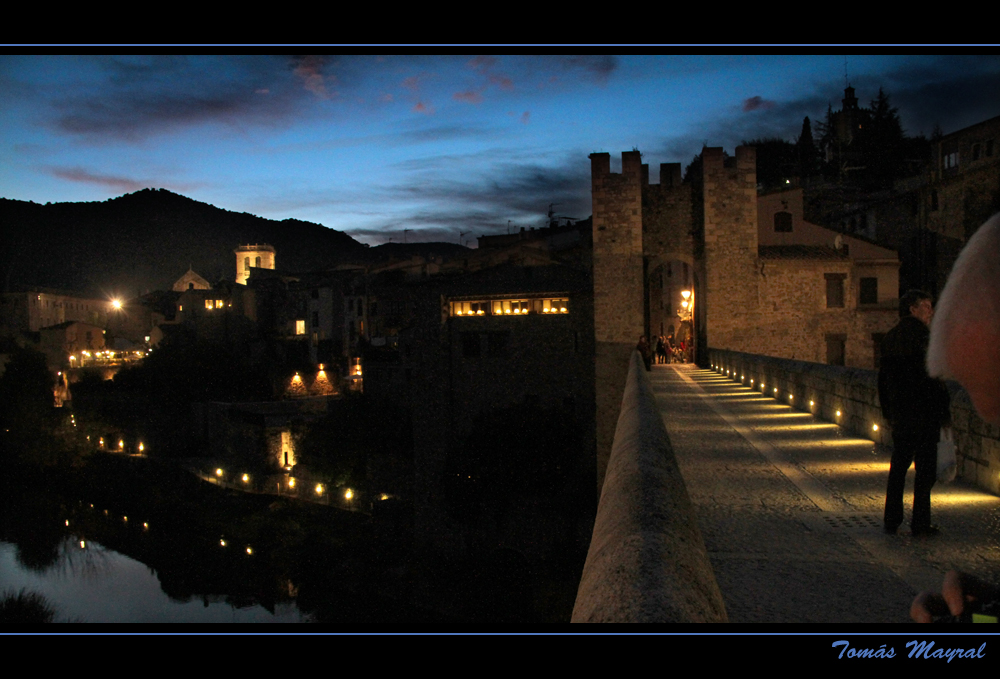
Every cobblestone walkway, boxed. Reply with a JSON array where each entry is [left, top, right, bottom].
[[651, 363, 1000, 624]]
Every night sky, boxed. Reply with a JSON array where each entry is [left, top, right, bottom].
[[3, 53, 999, 245]]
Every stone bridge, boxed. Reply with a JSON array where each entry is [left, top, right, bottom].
[[573, 351, 1000, 623]]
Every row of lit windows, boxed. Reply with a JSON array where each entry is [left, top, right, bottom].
[[204, 299, 227, 309], [450, 298, 569, 317]]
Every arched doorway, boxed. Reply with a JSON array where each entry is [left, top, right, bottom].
[[645, 254, 699, 364]]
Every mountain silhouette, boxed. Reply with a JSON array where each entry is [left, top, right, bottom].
[[1, 189, 368, 297]]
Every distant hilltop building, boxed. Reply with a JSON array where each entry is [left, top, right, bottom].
[[172, 266, 211, 292], [235, 244, 276, 285]]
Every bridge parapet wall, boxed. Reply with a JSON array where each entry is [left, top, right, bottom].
[[709, 348, 1000, 496], [572, 351, 727, 623]]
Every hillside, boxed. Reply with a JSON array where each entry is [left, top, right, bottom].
[[0, 189, 369, 297]]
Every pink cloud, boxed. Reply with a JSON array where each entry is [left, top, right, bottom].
[[293, 56, 332, 99], [742, 96, 775, 112], [453, 90, 483, 104], [489, 74, 514, 91], [49, 166, 198, 193], [468, 55, 497, 71], [413, 100, 433, 114], [402, 76, 421, 91]]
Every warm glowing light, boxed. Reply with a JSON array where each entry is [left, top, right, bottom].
[[246, 547, 253, 555], [220, 539, 227, 547], [872, 424, 879, 432], [315, 484, 324, 495], [344, 488, 354, 500], [143, 522, 148, 529], [111, 299, 122, 309], [65, 520, 69, 526], [380, 493, 390, 500], [288, 478, 296, 488], [773, 388, 778, 394], [242, 473, 249, 483], [216, 468, 223, 476], [681, 290, 691, 299], [123, 516, 128, 522], [80, 540, 86, 549], [810, 400, 815, 407], [138, 442, 144, 452], [119, 439, 124, 449], [836, 410, 842, 417], [318, 364, 324, 370]]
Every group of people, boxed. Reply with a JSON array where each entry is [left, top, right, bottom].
[[876, 212, 1000, 622], [636, 334, 689, 371]]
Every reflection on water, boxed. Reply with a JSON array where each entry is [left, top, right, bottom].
[[0, 538, 306, 623]]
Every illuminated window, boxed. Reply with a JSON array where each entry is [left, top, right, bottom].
[[541, 298, 569, 314], [205, 299, 214, 310], [451, 301, 488, 316], [215, 299, 224, 309], [295, 320, 306, 335], [449, 297, 569, 316]]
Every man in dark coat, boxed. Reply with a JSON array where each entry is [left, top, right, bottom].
[[878, 290, 951, 536]]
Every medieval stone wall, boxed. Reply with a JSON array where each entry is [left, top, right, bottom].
[[701, 147, 760, 354], [591, 151, 646, 492], [757, 257, 896, 368]]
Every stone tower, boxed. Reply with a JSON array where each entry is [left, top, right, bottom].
[[591, 150, 645, 491], [235, 244, 276, 285], [700, 147, 759, 354]]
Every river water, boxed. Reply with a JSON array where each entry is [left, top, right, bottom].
[[0, 538, 306, 623]]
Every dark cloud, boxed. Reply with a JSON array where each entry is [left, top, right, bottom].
[[48, 56, 313, 141], [554, 56, 618, 84], [742, 96, 775, 112], [368, 154, 592, 238]]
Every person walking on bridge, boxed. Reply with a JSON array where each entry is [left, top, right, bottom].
[[878, 290, 951, 537]]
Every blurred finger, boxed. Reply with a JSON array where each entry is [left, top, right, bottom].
[[911, 591, 949, 623]]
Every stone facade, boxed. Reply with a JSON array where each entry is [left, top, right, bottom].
[[1, 288, 113, 335], [925, 115, 1000, 244], [590, 147, 900, 386]]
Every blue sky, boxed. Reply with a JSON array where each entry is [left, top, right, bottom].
[[3, 54, 999, 245]]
